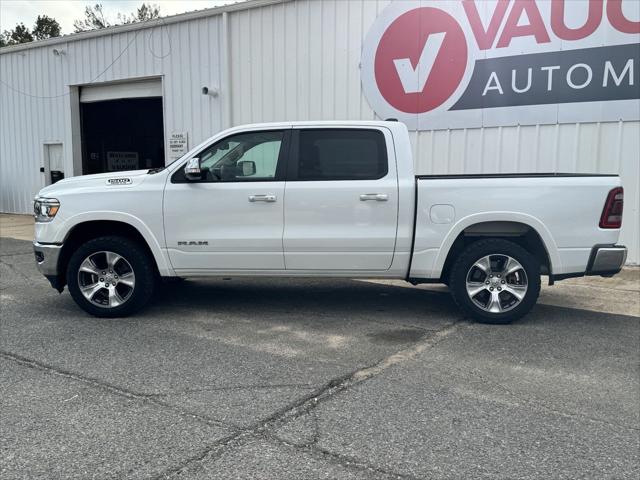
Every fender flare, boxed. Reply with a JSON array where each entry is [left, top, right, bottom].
[[431, 211, 561, 278], [56, 211, 174, 276]]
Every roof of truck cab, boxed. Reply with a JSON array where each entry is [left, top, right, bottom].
[[225, 120, 406, 130]]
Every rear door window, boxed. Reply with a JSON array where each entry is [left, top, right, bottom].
[[290, 129, 388, 181]]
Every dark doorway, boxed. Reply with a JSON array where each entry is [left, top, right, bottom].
[[81, 97, 164, 174]]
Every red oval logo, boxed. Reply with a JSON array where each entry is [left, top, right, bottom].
[[374, 7, 468, 114]]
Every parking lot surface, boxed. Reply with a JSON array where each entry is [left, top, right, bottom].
[[1, 234, 638, 479]]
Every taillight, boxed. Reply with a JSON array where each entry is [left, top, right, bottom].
[[599, 187, 624, 229]]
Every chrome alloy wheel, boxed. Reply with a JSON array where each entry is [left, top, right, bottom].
[[77, 251, 135, 308], [465, 254, 528, 314]]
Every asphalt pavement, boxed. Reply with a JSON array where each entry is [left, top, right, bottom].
[[1, 235, 638, 479]]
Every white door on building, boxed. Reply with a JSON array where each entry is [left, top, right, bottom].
[[43, 143, 64, 185], [163, 129, 290, 272], [283, 128, 399, 271]]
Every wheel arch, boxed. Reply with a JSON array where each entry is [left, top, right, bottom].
[[56, 218, 171, 287], [435, 213, 559, 282]]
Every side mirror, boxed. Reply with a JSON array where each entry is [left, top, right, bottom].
[[237, 160, 256, 177], [184, 158, 203, 181]]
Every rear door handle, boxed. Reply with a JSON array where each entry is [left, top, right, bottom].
[[248, 194, 277, 203], [360, 193, 388, 202]]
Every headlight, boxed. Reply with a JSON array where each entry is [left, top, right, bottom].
[[33, 197, 60, 222]]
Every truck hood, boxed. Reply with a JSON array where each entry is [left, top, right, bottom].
[[37, 169, 151, 198]]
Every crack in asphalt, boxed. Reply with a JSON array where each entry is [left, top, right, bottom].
[[0, 351, 234, 431], [263, 434, 421, 480], [145, 375, 362, 479], [1, 320, 463, 479], [311, 409, 321, 447], [0, 347, 426, 479], [151, 321, 463, 479], [0, 258, 34, 283]]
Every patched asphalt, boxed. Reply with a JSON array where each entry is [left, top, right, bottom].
[[1, 237, 638, 479]]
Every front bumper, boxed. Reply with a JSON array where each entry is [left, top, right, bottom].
[[33, 241, 65, 291], [586, 244, 627, 277], [33, 241, 62, 276]]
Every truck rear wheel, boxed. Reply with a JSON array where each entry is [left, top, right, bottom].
[[67, 236, 156, 317], [449, 239, 541, 324]]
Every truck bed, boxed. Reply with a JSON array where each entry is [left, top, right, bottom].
[[409, 173, 622, 280]]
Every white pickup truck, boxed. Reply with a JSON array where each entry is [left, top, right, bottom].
[[33, 121, 627, 323]]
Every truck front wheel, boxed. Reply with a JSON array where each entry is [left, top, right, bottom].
[[67, 236, 156, 317], [449, 239, 541, 324]]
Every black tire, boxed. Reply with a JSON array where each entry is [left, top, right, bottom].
[[449, 238, 541, 324], [67, 236, 156, 317]]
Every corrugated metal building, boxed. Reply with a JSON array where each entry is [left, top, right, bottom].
[[0, 0, 638, 263]]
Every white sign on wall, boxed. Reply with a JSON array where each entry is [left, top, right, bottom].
[[168, 132, 189, 161], [361, 0, 640, 130]]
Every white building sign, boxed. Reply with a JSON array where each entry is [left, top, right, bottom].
[[168, 132, 189, 161], [361, 0, 640, 130]]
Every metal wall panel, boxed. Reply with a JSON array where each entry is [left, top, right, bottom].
[[1, 0, 638, 263], [0, 14, 225, 215]]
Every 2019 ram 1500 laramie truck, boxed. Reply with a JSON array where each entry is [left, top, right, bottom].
[[33, 121, 627, 323]]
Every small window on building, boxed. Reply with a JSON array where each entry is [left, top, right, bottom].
[[294, 129, 388, 181]]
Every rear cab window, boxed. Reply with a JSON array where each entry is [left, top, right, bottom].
[[288, 129, 388, 181]]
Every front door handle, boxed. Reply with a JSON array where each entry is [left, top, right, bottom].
[[359, 193, 388, 202], [248, 194, 277, 203]]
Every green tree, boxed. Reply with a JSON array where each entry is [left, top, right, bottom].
[[0, 2, 161, 47], [136, 3, 161, 21], [73, 4, 110, 32], [32, 15, 62, 41], [0, 16, 61, 48], [74, 3, 160, 32], [5, 23, 34, 44], [119, 3, 161, 24]]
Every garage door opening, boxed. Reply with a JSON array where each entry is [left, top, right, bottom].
[[80, 79, 164, 174]]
